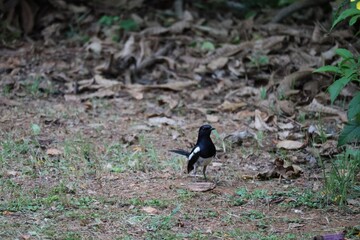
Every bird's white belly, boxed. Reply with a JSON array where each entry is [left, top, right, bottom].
[[195, 157, 213, 167]]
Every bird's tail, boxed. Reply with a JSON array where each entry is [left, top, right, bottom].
[[169, 149, 190, 157]]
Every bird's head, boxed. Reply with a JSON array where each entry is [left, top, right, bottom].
[[198, 124, 215, 137]]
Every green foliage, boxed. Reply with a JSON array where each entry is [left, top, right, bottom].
[[314, 48, 360, 146], [338, 121, 360, 146], [233, 187, 323, 208], [331, 0, 360, 29], [315, 3, 360, 209], [314, 48, 358, 104], [249, 53, 269, 68], [332, 8, 360, 30], [104, 136, 161, 172], [348, 92, 360, 120], [231, 188, 271, 206], [321, 4, 360, 148], [31, 124, 41, 135], [119, 19, 138, 31], [98, 15, 138, 31], [201, 41, 215, 51], [99, 15, 120, 26], [146, 205, 181, 232]]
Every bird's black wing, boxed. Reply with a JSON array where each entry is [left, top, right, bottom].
[[187, 145, 201, 173]]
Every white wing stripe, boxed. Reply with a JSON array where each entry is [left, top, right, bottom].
[[188, 146, 200, 160]]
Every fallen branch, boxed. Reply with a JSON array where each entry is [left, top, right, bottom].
[[271, 0, 332, 23]]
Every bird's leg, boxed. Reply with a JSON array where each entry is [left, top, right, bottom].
[[193, 166, 197, 177], [203, 165, 207, 180]]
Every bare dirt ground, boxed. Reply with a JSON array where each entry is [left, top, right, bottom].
[[1, 1, 360, 239]]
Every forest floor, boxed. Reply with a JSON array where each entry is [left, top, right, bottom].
[[1, 1, 360, 239]]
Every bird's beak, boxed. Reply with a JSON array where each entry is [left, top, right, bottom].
[[211, 127, 215, 131]]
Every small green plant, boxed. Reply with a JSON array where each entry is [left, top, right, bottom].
[[255, 130, 264, 146], [23, 75, 55, 96], [230, 187, 270, 206], [249, 53, 269, 69], [145, 199, 169, 209], [297, 111, 306, 123], [99, 15, 120, 26], [31, 123, 41, 135], [145, 205, 181, 234], [25, 75, 41, 96], [241, 210, 265, 221], [260, 87, 267, 100], [176, 189, 195, 200], [64, 231, 81, 240], [323, 149, 360, 207], [314, 120, 328, 144], [290, 189, 322, 208], [104, 136, 161, 172], [277, 89, 286, 101], [200, 41, 215, 52], [2, 84, 12, 95]]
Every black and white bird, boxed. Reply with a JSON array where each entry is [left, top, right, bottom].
[[170, 124, 216, 179]]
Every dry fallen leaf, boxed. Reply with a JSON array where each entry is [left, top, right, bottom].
[[288, 223, 305, 229], [235, 110, 255, 119], [254, 110, 276, 132], [278, 100, 295, 116], [150, 81, 198, 91], [0, 97, 21, 106], [257, 158, 303, 180], [276, 140, 304, 150], [148, 117, 178, 126], [86, 40, 102, 55], [158, 95, 178, 110], [277, 122, 294, 130], [126, 88, 144, 100], [77, 89, 116, 100], [224, 130, 254, 145], [187, 182, 216, 192], [206, 114, 219, 123], [303, 98, 347, 122], [94, 75, 119, 88], [2, 210, 14, 216], [318, 140, 339, 157], [277, 69, 313, 96], [207, 57, 228, 71], [218, 100, 246, 112], [278, 131, 290, 140], [190, 88, 211, 101], [20, 234, 31, 240], [142, 206, 159, 214], [46, 148, 63, 156], [6, 170, 20, 177], [117, 35, 135, 58]]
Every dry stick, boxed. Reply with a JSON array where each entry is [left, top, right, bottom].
[[3, 0, 19, 11], [173, 0, 184, 19], [271, 0, 333, 23]]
